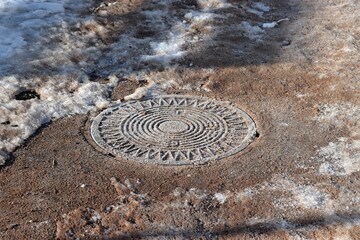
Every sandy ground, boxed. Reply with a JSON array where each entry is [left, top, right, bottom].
[[1, 0, 360, 239]]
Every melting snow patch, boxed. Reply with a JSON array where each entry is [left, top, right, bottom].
[[240, 21, 265, 41], [245, 8, 264, 18], [184, 11, 219, 23], [0, 150, 9, 166], [262, 22, 277, 28], [235, 188, 255, 202], [262, 18, 289, 29], [292, 185, 328, 209], [0, 75, 119, 153], [0, 0, 111, 154], [196, 0, 232, 10], [245, 2, 270, 18], [142, 9, 220, 66], [214, 193, 227, 204], [142, 23, 187, 66], [0, 27, 26, 58], [317, 138, 360, 176], [124, 78, 178, 101], [252, 2, 271, 12], [315, 103, 360, 128]]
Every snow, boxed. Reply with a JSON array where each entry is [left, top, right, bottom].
[[262, 22, 277, 28], [142, 10, 220, 67], [0, 151, 9, 166], [245, 8, 265, 18], [0, 0, 71, 59], [124, 79, 178, 101], [252, 2, 271, 12], [0, 26, 26, 58], [0, 0, 118, 153], [142, 23, 187, 66], [240, 21, 265, 41], [214, 193, 228, 204], [262, 18, 289, 29], [236, 188, 255, 201], [315, 103, 360, 127], [196, 0, 232, 10], [0, 0, 276, 155], [317, 138, 360, 176], [245, 2, 270, 18], [291, 185, 328, 209]]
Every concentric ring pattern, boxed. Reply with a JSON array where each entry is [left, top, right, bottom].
[[91, 95, 257, 165]]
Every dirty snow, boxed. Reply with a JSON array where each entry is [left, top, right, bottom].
[[262, 22, 277, 28], [0, 151, 8, 166], [141, 10, 215, 67], [252, 2, 271, 12], [214, 192, 228, 204], [196, 0, 232, 10], [240, 21, 265, 41], [245, 2, 270, 18], [0, 0, 117, 154], [0, 0, 277, 156]]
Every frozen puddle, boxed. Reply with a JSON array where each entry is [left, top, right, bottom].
[[91, 95, 257, 165]]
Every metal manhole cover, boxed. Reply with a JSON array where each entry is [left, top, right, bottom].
[[91, 95, 257, 165]]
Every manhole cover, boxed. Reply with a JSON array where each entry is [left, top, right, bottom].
[[91, 95, 257, 165]]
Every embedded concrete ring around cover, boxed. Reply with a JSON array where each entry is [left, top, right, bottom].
[[91, 95, 257, 165]]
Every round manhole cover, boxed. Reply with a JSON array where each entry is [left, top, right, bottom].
[[91, 95, 257, 165]]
